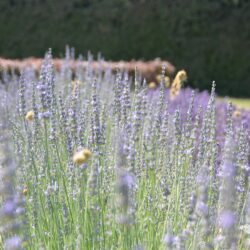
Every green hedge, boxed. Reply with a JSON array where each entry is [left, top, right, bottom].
[[0, 0, 249, 97]]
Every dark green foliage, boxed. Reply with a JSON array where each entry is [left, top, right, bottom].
[[0, 0, 249, 96]]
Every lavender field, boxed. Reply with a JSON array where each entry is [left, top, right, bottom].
[[0, 50, 250, 250]]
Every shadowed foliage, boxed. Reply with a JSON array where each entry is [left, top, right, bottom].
[[0, 0, 249, 96]]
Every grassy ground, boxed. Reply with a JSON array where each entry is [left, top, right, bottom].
[[228, 98, 250, 109], [218, 97, 250, 109]]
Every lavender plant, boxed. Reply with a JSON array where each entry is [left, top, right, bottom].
[[0, 49, 249, 249]]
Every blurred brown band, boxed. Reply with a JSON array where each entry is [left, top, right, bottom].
[[0, 57, 175, 80]]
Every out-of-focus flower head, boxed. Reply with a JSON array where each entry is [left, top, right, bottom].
[[148, 82, 157, 89], [25, 110, 34, 122], [170, 70, 187, 100], [73, 148, 92, 166], [233, 110, 241, 119], [22, 186, 28, 196], [38, 111, 51, 119], [4, 236, 22, 250], [218, 210, 236, 229]]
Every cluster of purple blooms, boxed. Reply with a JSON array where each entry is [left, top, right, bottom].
[[0, 119, 25, 249], [0, 48, 249, 249]]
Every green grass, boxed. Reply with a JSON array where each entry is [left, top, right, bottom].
[[218, 97, 250, 109], [228, 98, 250, 109]]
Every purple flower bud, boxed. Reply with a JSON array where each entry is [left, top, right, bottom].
[[4, 236, 22, 250], [38, 111, 51, 119], [164, 234, 175, 245], [120, 172, 135, 188], [2, 200, 15, 216], [36, 84, 47, 91], [221, 163, 236, 177], [196, 201, 209, 216], [219, 211, 236, 229], [15, 207, 25, 215]]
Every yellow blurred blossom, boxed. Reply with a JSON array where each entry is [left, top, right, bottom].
[[82, 148, 92, 159], [156, 75, 171, 88], [156, 74, 162, 83], [73, 152, 87, 166], [148, 82, 157, 89], [73, 148, 92, 165], [25, 110, 35, 122], [170, 70, 187, 99], [165, 76, 171, 88], [233, 110, 241, 119], [23, 186, 28, 196]]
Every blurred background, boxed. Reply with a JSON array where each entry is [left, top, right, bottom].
[[0, 0, 249, 97]]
